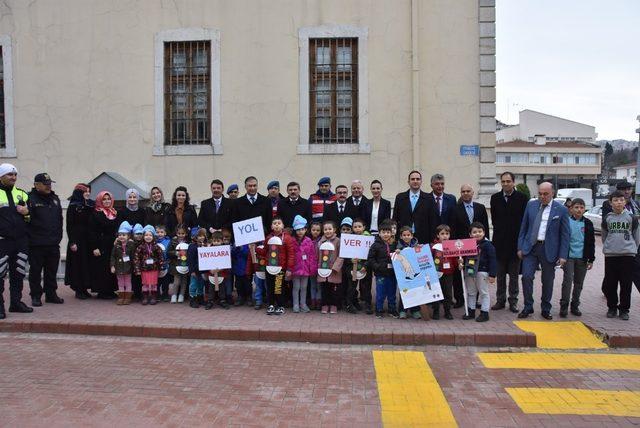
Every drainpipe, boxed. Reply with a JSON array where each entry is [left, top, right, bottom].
[[411, 0, 421, 171]]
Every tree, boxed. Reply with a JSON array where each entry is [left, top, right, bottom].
[[516, 183, 530, 200], [605, 142, 613, 158]]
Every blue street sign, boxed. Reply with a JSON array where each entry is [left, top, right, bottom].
[[459, 145, 480, 156]]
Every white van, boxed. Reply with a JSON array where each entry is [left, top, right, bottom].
[[555, 188, 593, 209]]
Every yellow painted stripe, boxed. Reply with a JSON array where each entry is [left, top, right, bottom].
[[513, 321, 607, 349], [506, 388, 640, 417], [373, 350, 457, 427], [478, 352, 640, 370]]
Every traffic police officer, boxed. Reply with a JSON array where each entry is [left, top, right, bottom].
[[28, 173, 64, 306], [0, 163, 32, 319]]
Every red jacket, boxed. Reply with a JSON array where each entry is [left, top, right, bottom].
[[257, 231, 296, 272]]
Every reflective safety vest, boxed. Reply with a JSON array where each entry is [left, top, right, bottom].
[[0, 186, 29, 239]]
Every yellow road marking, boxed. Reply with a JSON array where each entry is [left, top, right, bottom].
[[478, 352, 640, 370], [506, 388, 640, 417], [514, 321, 607, 349], [373, 350, 457, 427]]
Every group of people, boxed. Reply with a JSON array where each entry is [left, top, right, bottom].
[[0, 163, 637, 321]]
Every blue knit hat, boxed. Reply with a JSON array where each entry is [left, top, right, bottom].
[[190, 226, 201, 239], [226, 184, 238, 194], [133, 223, 144, 235], [142, 225, 156, 237], [118, 221, 133, 234], [341, 217, 353, 227], [292, 215, 308, 231], [317, 176, 331, 185], [267, 180, 279, 190]]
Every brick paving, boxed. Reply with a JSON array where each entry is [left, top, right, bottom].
[[0, 334, 638, 427], [1, 242, 638, 347]]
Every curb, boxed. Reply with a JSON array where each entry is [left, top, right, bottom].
[[0, 320, 541, 347]]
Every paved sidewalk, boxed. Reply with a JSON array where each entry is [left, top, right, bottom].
[[1, 242, 638, 347]]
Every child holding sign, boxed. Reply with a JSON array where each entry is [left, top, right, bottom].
[[187, 228, 208, 308], [167, 224, 190, 303], [367, 220, 399, 319], [291, 215, 317, 313], [461, 222, 497, 322], [205, 232, 230, 310], [133, 225, 164, 305], [258, 216, 295, 315], [395, 226, 421, 319], [316, 221, 343, 314], [431, 225, 456, 320], [343, 218, 372, 314]]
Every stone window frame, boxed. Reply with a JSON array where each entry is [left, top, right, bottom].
[[298, 25, 369, 155], [154, 28, 221, 156], [0, 35, 16, 158]]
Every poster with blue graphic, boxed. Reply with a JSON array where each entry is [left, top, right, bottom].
[[392, 245, 444, 308]]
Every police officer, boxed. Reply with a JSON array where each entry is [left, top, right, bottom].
[[28, 173, 64, 306], [0, 163, 32, 319]]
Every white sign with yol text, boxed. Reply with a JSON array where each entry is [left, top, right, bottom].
[[232, 216, 265, 246]]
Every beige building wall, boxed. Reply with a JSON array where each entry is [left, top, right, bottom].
[[0, 0, 494, 205]]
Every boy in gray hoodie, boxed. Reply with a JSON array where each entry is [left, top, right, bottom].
[[602, 190, 639, 320]]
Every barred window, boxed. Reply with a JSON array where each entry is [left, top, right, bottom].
[[164, 41, 210, 146], [309, 38, 358, 144], [0, 46, 5, 149]]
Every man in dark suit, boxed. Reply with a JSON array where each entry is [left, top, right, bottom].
[[231, 176, 269, 229], [198, 179, 234, 234], [346, 180, 369, 220], [273, 181, 312, 228], [324, 184, 358, 226], [490, 172, 528, 312], [362, 180, 391, 234], [426, 173, 456, 227], [517, 182, 570, 320], [392, 171, 436, 244], [450, 184, 490, 307]]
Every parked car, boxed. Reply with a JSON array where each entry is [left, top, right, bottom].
[[555, 188, 593, 210], [584, 205, 602, 233]]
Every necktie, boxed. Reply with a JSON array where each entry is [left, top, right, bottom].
[[410, 194, 418, 212], [215, 199, 220, 213], [504, 194, 510, 203], [250, 196, 255, 205], [436, 196, 441, 215], [466, 204, 474, 223], [531, 203, 547, 246], [354, 198, 359, 207], [339, 204, 344, 213]]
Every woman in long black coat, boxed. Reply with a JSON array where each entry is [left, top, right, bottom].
[[144, 186, 171, 228], [165, 186, 198, 235], [64, 183, 95, 299], [116, 188, 146, 227], [88, 190, 119, 299]]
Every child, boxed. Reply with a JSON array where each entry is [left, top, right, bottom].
[[316, 220, 343, 314], [291, 215, 317, 313], [602, 190, 639, 320], [560, 198, 595, 318], [395, 226, 421, 319], [221, 227, 235, 304], [205, 231, 230, 310], [431, 224, 456, 320], [168, 224, 190, 303], [249, 242, 267, 310], [340, 217, 353, 236], [110, 221, 135, 305], [308, 221, 323, 309], [231, 241, 251, 306], [134, 225, 164, 305], [343, 218, 371, 314], [367, 220, 398, 318], [187, 227, 208, 308], [462, 222, 496, 322], [258, 216, 295, 315], [131, 223, 144, 301], [155, 225, 172, 302]]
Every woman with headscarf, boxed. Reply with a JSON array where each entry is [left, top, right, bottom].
[[64, 183, 95, 299], [88, 191, 119, 299], [144, 186, 171, 228], [165, 186, 198, 236], [117, 188, 146, 227]]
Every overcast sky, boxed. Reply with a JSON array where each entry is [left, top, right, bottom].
[[496, 0, 640, 141]]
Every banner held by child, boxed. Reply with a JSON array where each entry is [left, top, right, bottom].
[[339, 233, 375, 260], [198, 245, 232, 271], [393, 245, 444, 308]]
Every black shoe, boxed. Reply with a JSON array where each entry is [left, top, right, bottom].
[[346, 305, 358, 314], [570, 307, 582, 317], [82, 290, 93, 298], [509, 303, 519, 313], [541, 312, 553, 320], [432, 308, 440, 320], [189, 299, 200, 309], [9, 301, 33, 313], [559, 306, 568, 318], [453, 301, 464, 309], [234, 299, 244, 307], [205, 301, 214, 310], [517, 309, 532, 319], [219, 301, 230, 310], [389, 310, 400, 319], [353, 301, 362, 311], [475, 303, 482, 309], [75, 291, 88, 300], [476, 311, 489, 322], [364, 303, 373, 315], [375, 311, 384, 319], [462, 309, 476, 320], [45, 294, 64, 304], [606, 308, 617, 318], [491, 302, 505, 310], [444, 310, 453, 320], [0, 305, 5, 319], [31, 297, 43, 307], [619, 311, 629, 321]]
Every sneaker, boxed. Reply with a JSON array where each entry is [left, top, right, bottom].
[[606, 308, 617, 318], [293, 305, 300, 313], [411, 310, 422, 320], [170, 295, 178, 304], [398, 311, 407, 319], [321, 305, 329, 314], [301, 305, 310, 313], [177, 294, 185, 303], [346, 305, 357, 314], [275, 306, 285, 315], [329, 305, 337, 314], [375, 311, 384, 319], [619, 311, 629, 321], [266, 305, 275, 315], [389, 310, 400, 319]]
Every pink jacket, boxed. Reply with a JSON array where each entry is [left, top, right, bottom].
[[292, 236, 318, 277]]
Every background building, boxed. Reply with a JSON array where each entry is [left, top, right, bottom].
[[613, 162, 637, 183], [0, 0, 497, 207], [497, 109, 596, 144]]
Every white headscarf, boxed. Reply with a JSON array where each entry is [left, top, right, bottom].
[[125, 188, 140, 211]]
